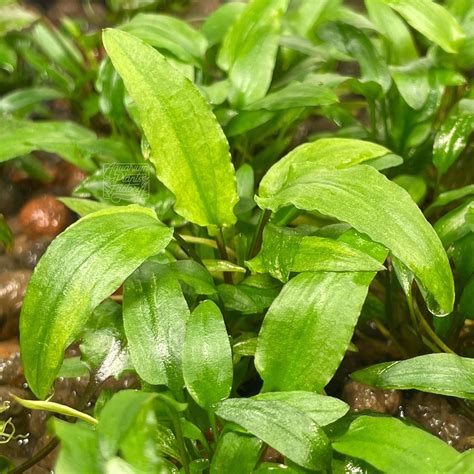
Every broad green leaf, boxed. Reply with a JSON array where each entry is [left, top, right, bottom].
[[255, 232, 387, 392], [365, 0, 418, 64], [103, 29, 238, 227], [253, 392, 349, 426], [122, 13, 207, 66], [351, 353, 474, 399], [0, 86, 63, 113], [0, 4, 38, 35], [333, 416, 460, 473], [210, 432, 262, 474], [446, 450, 474, 474], [381, 0, 465, 54], [59, 198, 110, 216], [259, 138, 390, 198], [182, 300, 232, 408], [247, 223, 385, 282], [123, 262, 190, 390], [427, 184, 474, 212], [98, 390, 157, 460], [215, 398, 331, 470], [0, 214, 12, 250], [434, 200, 474, 248], [257, 164, 454, 316], [433, 111, 474, 176], [0, 118, 123, 172], [52, 420, 100, 474], [218, 0, 289, 107], [20, 205, 173, 399], [201, 2, 246, 47]]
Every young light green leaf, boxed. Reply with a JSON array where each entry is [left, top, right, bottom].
[[121, 13, 207, 66], [259, 138, 390, 198], [352, 353, 474, 399], [210, 432, 262, 474], [381, 0, 465, 54], [20, 205, 173, 399], [0, 4, 38, 35], [182, 300, 233, 409], [247, 223, 385, 282], [123, 262, 190, 391], [218, 0, 289, 107], [103, 29, 238, 227], [333, 416, 460, 473], [0, 86, 63, 113], [434, 200, 474, 248], [215, 398, 331, 470], [59, 198, 110, 217], [201, 2, 246, 47], [257, 165, 454, 316], [253, 392, 349, 426]]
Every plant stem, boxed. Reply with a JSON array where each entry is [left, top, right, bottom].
[[216, 229, 232, 284], [174, 231, 203, 265], [9, 439, 59, 474], [180, 235, 236, 258], [248, 209, 271, 260], [208, 410, 219, 446], [168, 409, 190, 474]]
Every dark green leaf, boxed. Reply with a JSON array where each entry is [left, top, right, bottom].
[[123, 262, 189, 390], [20, 205, 173, 399], [459, 276, 474, 318], [434, 200, 474, 248], [182, 300, 233, 408], [103, 29, 238, 227], [351, 353, 474, 399], [215, 398, 331, 470], [333, 416, 460, 473]]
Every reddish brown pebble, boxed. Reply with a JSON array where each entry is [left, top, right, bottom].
[[19, 195, 70, 237], [342, 380, 402, 415]]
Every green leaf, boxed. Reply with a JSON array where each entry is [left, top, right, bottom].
[[0, 86, 63, 113], [257, 164, 454, 316], [210, 432, 262, 474], [247, 223, 385, 282], [433, 111, 474, 176], [123, 262, 189, 390], [351, 353, 474, 399], [381, 0, 465, 54], [0, 4, 38, 35], [255, 232, 386, 392], [365, 0, 418, 65], [182, 300, 233, 409], [121, 13, 207, 66], [259, 138, 390, 198], [446, 450, 474, 474], [52, 420, 100, 474], [59, 198, 111, 217], [450, 233, 474, 283], [103, 29, 238, 227], [218, 0, 289, 107], [0, 214, 12, 250], [434, 200, 474, 248], [332, 416, 460, 473], [427, 184, 474, 212], [392, 174, 427, 204], [253, 392, 349, 426], [459, 275, 474, 317], [98, 390, 157, 460], [201, 2, 246, 47], [20, 205, 173, 399], [215, 398, 331, 470]]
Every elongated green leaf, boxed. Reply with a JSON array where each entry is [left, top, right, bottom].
[[98, 390, 157, 460], [182, 300, 232, 408], [211, 432, 262, 474], [216, 398, 331, 470], [20, 205, 173, 399], [52, 420, 100, 474], [0, 86, 63, 113], [450, 233, 474, 283], [434, 200, 474, 248], [247, 223, 385, 282], [103, 29, 238, 227], [352, 353, 474, 399], [333, 416, 460, 474], [433, 111, 474, 176], [381, 0, 465, 54], [427, 184, 474, 212], [253, 392, 349, 426], [446, 450, 474, 474], [201, 2, 246, 47], [59, 198, 110, 216], [288, 0, 337, 37], [460, 275, 474, 317], [255, 232, 387, 392], [122, 13, 207, 66], [257, 164, 454, 316], [123, 262, 189, 391], [365, 0, 418, 65], [259, 138, 390, 198], [218, 0, 289, 107], [0, 119, 98, 171]]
